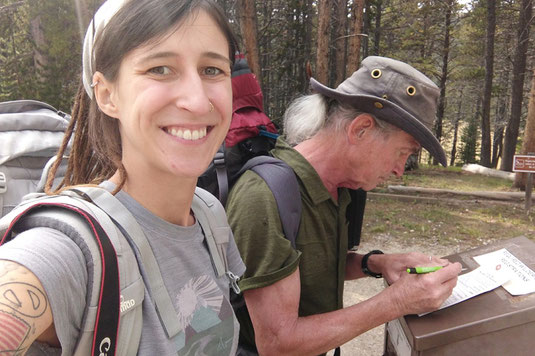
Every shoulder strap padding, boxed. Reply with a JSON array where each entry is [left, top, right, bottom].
[[192, 187, 231, 277], [239, 156, 302, 248], [1, 194, 144, 356]]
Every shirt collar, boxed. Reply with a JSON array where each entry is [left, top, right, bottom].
[[271, 138, 350, 206]]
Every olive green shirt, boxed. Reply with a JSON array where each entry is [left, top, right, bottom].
[[226, 138, 351, 351]]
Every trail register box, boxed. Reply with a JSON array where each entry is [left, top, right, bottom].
[[384, 236, 535, 356]]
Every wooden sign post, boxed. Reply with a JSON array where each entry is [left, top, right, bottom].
[[513, 155, 535, 214]]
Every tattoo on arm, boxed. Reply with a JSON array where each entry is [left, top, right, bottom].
[[0, 282, 48, 318], [0, 262, 52, 354], [0, 310, 30, 354], [0, 262, 20, 279]]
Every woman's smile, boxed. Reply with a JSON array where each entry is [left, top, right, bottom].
[[163, 125, 212, 141]]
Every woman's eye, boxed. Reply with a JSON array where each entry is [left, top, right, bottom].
[[204, 67, 222, 76], [148, 66, 171, 75]]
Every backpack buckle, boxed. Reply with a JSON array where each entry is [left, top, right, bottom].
[[0, 172, 6, 194], [226, 271, 241, 294], [213, 151, 225, 166]]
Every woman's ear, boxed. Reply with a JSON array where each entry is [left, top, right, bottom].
[[347, 113, 375, 144], [92, 72, 119, 119]]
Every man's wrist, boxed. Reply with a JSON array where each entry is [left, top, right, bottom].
[[361, 250, 384, 278]]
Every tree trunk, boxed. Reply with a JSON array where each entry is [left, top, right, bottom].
[[334, 0, 348, 86], [480, 0, 496, 168], [514, 67, 535, 189], [492, 126, 504, 168], [73, 0, 103, 43], [347, 0, 365, 74], [450, 89, 464, 166], [501, 0, 532, 172], [304, 0, 314, 90], [316, 0, 332, 84], [237, 0, 261, 84], [433, 0, 452, 165], [491, 99, 507, 168], [30, 15, 47, 84], [362, 1, 371, 58], [373, 0, 382, 56]]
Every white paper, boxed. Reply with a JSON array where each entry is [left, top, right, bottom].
[[419, 264, 510, 316], [473, 248, 535, 295]]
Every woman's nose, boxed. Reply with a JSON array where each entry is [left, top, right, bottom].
[[173, 72, 211, 114]]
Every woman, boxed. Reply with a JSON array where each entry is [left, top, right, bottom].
[[0, 0, 245, 355]]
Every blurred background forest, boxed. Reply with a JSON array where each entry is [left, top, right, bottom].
[[1, 0, 534, 183]]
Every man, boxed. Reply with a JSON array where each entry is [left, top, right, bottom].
[[226, 56, 462, 356]]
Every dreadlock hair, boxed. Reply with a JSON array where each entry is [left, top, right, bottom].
[[44, 79, 125, 195]]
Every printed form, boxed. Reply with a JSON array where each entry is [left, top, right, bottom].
[[420, 248, 535, 316]]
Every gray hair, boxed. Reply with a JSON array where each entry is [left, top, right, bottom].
[[283, 93, 399, 145]]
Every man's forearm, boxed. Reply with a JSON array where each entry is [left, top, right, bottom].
[[261, 288, 401, 356]]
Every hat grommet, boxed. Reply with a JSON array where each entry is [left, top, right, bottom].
[[374, 102, 384, 109], [371, 69, 382, 79], [406, 85, 416, 96]]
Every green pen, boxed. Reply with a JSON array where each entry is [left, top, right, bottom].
[[407, 266, 443, 274]]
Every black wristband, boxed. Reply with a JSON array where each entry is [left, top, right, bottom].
[[361, 250, 384, 278]]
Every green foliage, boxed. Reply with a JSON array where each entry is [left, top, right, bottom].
[[0, 0, 81, 111], [459, 114, 479, 164]]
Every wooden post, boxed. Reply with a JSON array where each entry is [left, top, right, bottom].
[[513, 154, 535, 215], [526, 173, 533, 214]]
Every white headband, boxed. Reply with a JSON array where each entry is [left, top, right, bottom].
[[82, 0, 128, 99]]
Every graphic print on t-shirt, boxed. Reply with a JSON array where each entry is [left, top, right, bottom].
[[173, 275, 236, 355]]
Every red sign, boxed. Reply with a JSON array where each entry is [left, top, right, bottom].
[[513, 155, 535, 172]]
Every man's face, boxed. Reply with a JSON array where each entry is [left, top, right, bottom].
[[346, 128, 421, 191]]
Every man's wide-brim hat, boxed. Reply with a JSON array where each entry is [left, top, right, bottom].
[[310, 56, 447, 166]]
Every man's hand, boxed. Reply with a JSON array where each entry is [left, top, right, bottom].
[[385, 262, 462, 315], [372, 252, 451, 284]]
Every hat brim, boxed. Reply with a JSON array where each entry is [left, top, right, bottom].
[[310, 78, 447, 167]]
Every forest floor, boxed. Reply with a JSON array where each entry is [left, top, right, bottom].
[[328, 165, 534, 355]]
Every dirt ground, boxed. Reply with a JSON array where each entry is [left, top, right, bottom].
[[328, 233, 482, 356]]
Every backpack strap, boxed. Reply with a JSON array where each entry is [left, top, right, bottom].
[[1, 198, 121, 356], [213, 145, 230, 206], [347, 189, 367, 250], [238, 156, 302, 248], [0, 183, 4, 217], [69, 187, 182, 339], [192, 187, 240, 294]]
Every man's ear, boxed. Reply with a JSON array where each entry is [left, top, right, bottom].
[[93, 72, 119, 119], [347, 113, 375, 144]]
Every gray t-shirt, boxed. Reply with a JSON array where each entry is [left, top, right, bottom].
[[0, 183, 245, 355]]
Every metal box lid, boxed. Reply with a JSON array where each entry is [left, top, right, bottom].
[[399, 236, 535, 351]]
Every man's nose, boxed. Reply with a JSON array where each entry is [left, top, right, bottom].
[[392, 160, 406, 177]]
